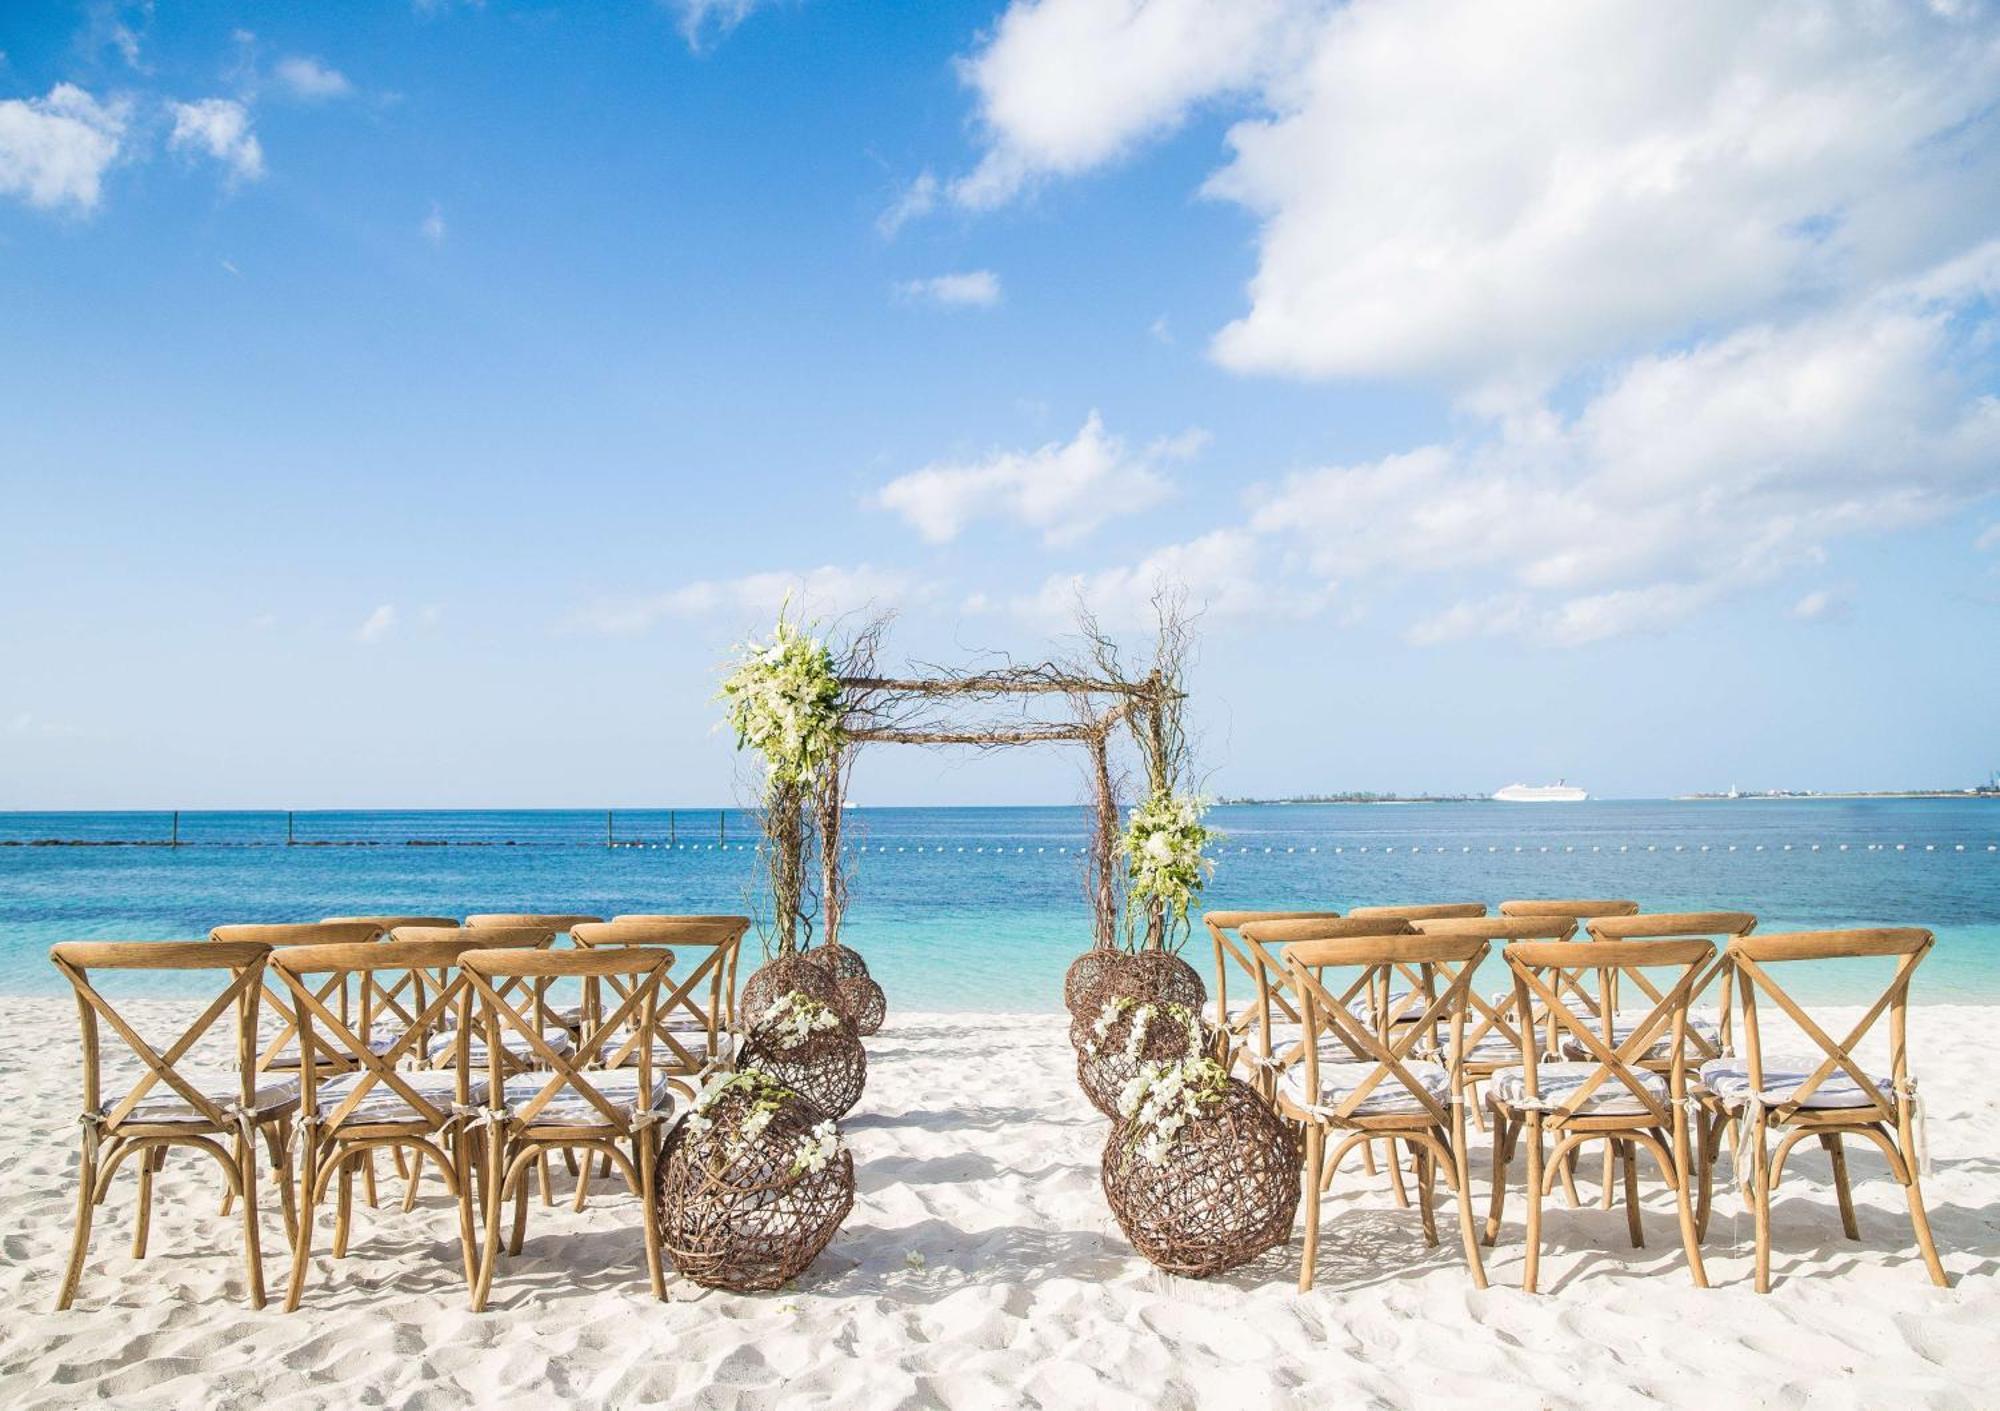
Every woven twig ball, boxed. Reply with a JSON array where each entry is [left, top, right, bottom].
[[740, 997, 868, 1119], [657, 1073, 855, 1292], [1068, 950, 1209, 1052], [835, 974, 887, 1036], [801, 943, 871, 982], [1063, 949, 1122, 1014], [742, 954, 843, 1026], [1075, 999, 1217, 1118], [1102, 1076, 1301, 1278]]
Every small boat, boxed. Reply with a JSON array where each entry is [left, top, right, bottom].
[[1493, 780, 1588, 803]]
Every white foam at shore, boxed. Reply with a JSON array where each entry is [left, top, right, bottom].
[[0, 1001, 1994, 1408]]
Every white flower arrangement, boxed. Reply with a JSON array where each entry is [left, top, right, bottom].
[[1119, 790, 1219, 934], [718, 609, 846, 793], [682, 1068, 847, 1176], [755, 991, 845, 1050], [1117, 1055, 1230, 1167], [1084, 996, 1204, 1060]]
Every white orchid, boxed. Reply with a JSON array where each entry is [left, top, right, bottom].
[[1118, 1055, 1229, 1168], [718, 609, 845, 794], [755, 991, 844, 1050], [1119, 791, 1219, 933]]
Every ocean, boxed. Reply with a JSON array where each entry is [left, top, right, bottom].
[[4, 799, 1996, 1009]]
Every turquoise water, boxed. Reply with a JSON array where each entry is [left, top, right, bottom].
[[3, 800, 1996, 1008]]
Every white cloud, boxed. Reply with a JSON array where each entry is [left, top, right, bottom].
[[669, 0, 769, 50], [275, 56, 352, 101], [1978, 523, 2000, 553], [355, 604, 397, 644], [952, 0, 1307, 208], [168, 98, 264, 183], [420, 201, 447, 245], [0, 84, 128, 212], [955, 0, 2000, 388], [1790, 588, 1849, 621], [895, 270, 1002, 309], [1148, 315, 1173, 345], [573, 565, 923, 635], [1250, 258, 2000, 644], [1006, 528, 1326, 628], [877, 170, 938, 238], [873, 411, 1200, 546]]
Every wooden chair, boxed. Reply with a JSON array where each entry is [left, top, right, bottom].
[[1484, 938, 1713, 1292], [269, 935, 540, 1309], [459, 946, 676, 1310], [1199, 909, 1344, 1089], [574, 919, 750, 1093], [49, 940, 298, 1310], [1695, 928, 1945, 1293], [211, 922, 388, 1076], [1275, 931, 1491, 1291], [323, 915, 460, 928], [386, 925, 563, 1071], [1407, 914, 1578, 1098], [611, 913, 752, 1030], [1498, 898, 1640, 921], [464, 913, 603, 933]]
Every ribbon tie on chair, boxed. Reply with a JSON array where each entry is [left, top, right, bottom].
[[1899, 1077, 1930, 1178]]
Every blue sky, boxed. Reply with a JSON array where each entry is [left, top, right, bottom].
[[2, 0, 1997, 808]]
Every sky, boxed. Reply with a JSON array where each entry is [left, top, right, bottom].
[[1, 0, 1997, 809]]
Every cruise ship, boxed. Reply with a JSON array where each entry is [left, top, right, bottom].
[[1492, 780, 1588, 803]]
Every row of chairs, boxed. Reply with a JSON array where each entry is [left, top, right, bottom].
[[1203, 900, 1944, 1294], [51, 912, 751, 1313]]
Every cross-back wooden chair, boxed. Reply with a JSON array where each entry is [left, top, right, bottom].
[[611, 913, 752, 1030], [385, 925, 562, 1070], [1349, 902, 1489, 921], [1485, 938, 1713, 1293], [1343, 904, 1489, 1031], [270, 935, 543, 1309], [574, 918, 750, 1092], [459, 946, 676, 1311], [464, 916, 603, 1026], [49, 940, 298, 1311], [1580, 911, 1756, 1065], [1276, 932, 1490, 1291], [1200, 909, 1344, 1085], [1498, 898, 1640, 921], [211, 922, 388, 1077], [1408, 914, 1579, 1088], [1695, 928, 1944, 1293]]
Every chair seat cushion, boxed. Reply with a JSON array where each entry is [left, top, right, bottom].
[[124, 1076, 299, 1127], [1560, 1010, 1720, 1062], [1697, 1056, 1894, 1110], [1278, 1059, 1450, 1117], [498, 1071, 675, 1127], [426, 1026, 576, 1064], [1490, 1062, 1668, 1115], [316, 1069, 471, 1126]]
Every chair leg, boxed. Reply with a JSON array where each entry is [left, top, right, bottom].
[[1621, 1140, 1644, 1249], [1669, 1126, 1709, 1291], [1415, 1142, 1440, 1247], [539, 1152, 555, 1208], [1823, 1134, 1859, 1240], [509, 1155, 531, 1257], [1750, 1119, 1773, 1294], [267, 1124, 297, 1249], [132, 1142, 156, 1259], [1384, 1138, 1410, 1208], [239, 1129, 267, 1310], [1558, 1146, 1583, 1208], [1451, 1132, 1488, 1290], [471, 1126, 507, 1312], [1695, 1111, 1717, 1241], [453, 1128, 479, 1289], [1299, 1125, 1323, 1293], [1904, 1173, 1949, 1288], [1599, 1143, 1617, 1211], [333, 1158, 355, 1260], [362, 1151, 380, 1210], [1484, 1114, 1512, 1246], [285, 1137, 319, 1312], [638, 1133, 666, 1301], [56, 1135, 101, 1311], [403, 1148, 425, 1214], [573, 1149, 593, 1212], [1522, 1118, 1546, 1294]]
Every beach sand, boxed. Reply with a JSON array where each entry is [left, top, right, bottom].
[[2, 999, 1995, 1409]]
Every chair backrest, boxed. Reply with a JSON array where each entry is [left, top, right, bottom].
[[1237, 917, 1417, 1072], [1349, 901, 1489, 921], [459, 947, 675, 1132], [1499, 898, 1640, 919], [603, 915, 752, 1027], [1409, 915, 1578, 1062], [464, 913, 602, 935], [1201, 909, 1344, 1040], [269, 937, 536, 1131], [1584, 910, 1757, 1057], [387, 925, 555, 1059], [50, 941, 270, 1132], [1726, 928, 1931, 1123], [323, 915, 459, 929], [1283, 933, 1489, 1126], [573, 919, 748, 1069], [1500, 938, 1714, 1123], [211, 922, 386, 1072]]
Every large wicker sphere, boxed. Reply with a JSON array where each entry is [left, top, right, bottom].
[[1102, 1078, 1301, 1278], [1063, 949, 1122, 1014], [1075, 1001, 1215, 1119], [1068, 951, 1209, 1051], [657, 1082, 855, 1292], [742, 955, 843, 1026], [801, 943, 870, 982], [835, 974, 887, 1036], [740, 1015, 868, 1119]]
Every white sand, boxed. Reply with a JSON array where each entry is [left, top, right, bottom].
[[2, 1000, 1996, 1409]]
